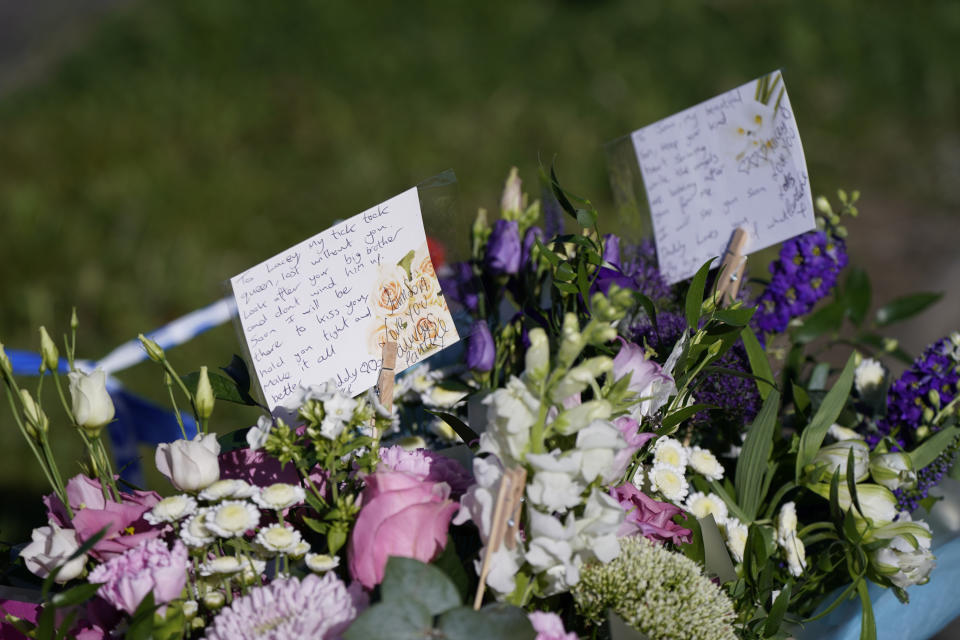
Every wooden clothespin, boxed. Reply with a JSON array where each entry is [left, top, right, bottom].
[[473, 466, 526, 610], [716, 227, 749, 306], [375, 340, 398, 414]]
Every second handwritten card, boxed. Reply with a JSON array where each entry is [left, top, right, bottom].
[[631, 71, 815, 284], [230, 187, 459, 409]]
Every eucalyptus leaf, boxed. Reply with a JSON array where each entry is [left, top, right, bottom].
[[381, 557, 461, 617], [438, 604, 535, 640], [343, 600, 433, 640]]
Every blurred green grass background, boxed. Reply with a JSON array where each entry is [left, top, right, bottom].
[[1, 0, 959, 541]]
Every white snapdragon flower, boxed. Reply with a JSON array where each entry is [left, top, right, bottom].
[[649, 463, 689, 502], [652, 436, 688, 470], [199, 479, 257, 502], [854, 358, 885, 392], [253, 483, 306, 511], [479, 377, 539, 464], [687, 446, 724, 480], [685, 492, 728, 523], [246, 415, 274, 451], [575, 420, 626, 483], [305, 553, 340, 573], [205, 500, 261, 538], [145, 494, 197, 525], [526, 450, 586, 513], [255, 524, 303, 554], [525, 509, 580, 595], [572, 489, 624, 565], [180, 510, 215, 547]]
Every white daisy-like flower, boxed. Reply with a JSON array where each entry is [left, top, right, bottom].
[[685, 492, 728, 523], [305, 553, 340, 574], [255, 524, 303, 555], [323, 393, 358, 425], [199, 479, 257, 502], [288, 541, 311, 559], [145, 494, 197, 525], [203, 591, 226, 609], [200, 555, 245, 576], [720, 517, 749, 563], [180, 509, 215, 548], [253, 483, 306, 511], [652, 437, 688, 470], [649, 463, 689, 502], [854, 358, 885, 393], [205, 500, 260, 538], [240, 557, 267, 585], [687, 446, 724, 480]]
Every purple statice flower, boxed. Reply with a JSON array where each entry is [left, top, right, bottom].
[[866, 336, 960, 512], [484, 219, 522, 275], [205, 573, 368, 640], [752, 230, 848, 335], [466, 321, 495, 372]]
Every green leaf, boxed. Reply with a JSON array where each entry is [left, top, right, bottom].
[[795, 354, 856, 482], [381, 557, 461, 617], [791, 299, 846, 344], [50, 583, 101, 609], [183, 370, 257, 405], [438, 604, 536, 640], [792, 383, 811, 414], [844, 268, 871, 326], [740, 327, 776, 401], [685, 260, 714, 330], [553, 280, 580, 294], [549, 165, 579, 220], [576, 207, 598, 228], [857, 580, 877, 640], [534, 237, 561, 267], [432, 537, 470, 602], [713, 306, 755, 327], [221, 354, 253, 396], [217, 425, 254, 453], [555, 262, 575, 282], [126, 592, 158, 640], [426, 410, 479, 444], [808, 362, 831, 391], [846, 448, 864, 518], [875, 292, 942, 326], [735, 389, 781, 521], [658, 403, 713, 434], [764, 582, 792, 637], [344, 600, 433, 640], [910, 425, 960, 470]]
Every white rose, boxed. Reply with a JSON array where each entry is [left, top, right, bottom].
[[813, 439, 870, 482], [21, 524, 86, 582], [68, 369, 115, 434], [155, 433, 221, 492]]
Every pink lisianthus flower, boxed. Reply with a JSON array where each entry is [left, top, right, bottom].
[[378, 446, 473, 496], [348, 471, 459, 589], [612, 338, 676, 416], [611, 483, 692, 545], [601, 416, 655, 484], [88, 539, 188, 615], [528, 611, 577, 640]]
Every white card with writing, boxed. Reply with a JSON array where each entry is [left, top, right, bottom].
[[230, 187, 459, 408], [631, 72, 815, 284]]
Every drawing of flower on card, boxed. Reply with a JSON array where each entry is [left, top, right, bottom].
[[723, 71, 786, 171]]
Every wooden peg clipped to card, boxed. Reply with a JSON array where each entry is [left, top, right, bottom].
[[473, 466, 526, 610], [375, 340, 398, 414], [716, 227, 749, 305]]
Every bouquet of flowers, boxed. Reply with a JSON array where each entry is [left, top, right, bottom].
[[0, 168, 956, 640]]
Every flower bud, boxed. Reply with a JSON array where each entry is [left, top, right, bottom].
[[928, 389, 941, 409], [811, 482, 898, 524], [500, 167, 523, 214], [524, 328, 550, 382], [20, 389, 48, 437], [38, 327, 59, 373], [138, 334, 165, 362], [552, 399, 612, 435], [813, 439, 870, 482], [195, 366, 215, 419], [869, 452, 917, 490], [203, 591, 225, 610], [70, 307, 79, 332], [0, 341, 11, 377], [557, 313, 584, 367], [68, 369, 115, 435]]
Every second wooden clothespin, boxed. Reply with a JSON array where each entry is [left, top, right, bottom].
[[716, 227, 749, 305], [473, 466, 527, 610]]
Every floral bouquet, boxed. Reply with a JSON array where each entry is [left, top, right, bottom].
[[1, 168, 957, 640]]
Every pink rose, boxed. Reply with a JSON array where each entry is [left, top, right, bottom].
[[611, 483, 692, 545], [378, 446, 473, 496], [88, 539, 187, 615], [348, 471, 459, 589]]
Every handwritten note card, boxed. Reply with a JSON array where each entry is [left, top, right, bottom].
[[631, 72, 815, 284], [230, 187, 459, 409]]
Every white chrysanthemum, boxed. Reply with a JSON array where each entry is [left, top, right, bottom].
[[687, 446, 724, 480], [652, 437, 688, 470], [200, 555, 245, 576], [305, 553, 340, 574], [180, 509, 215, 547], [253, 483, 306, 511], [145, 494, 197, 525], [685, 492, 728, 523], [289, 541, 311, 559], [255, 525, 303, 555], [649, 464, 689, 502], [199, 479, 257, 502], [776, 501, 798, 545], [720, 518, 749, 563], [240, 557, 267, 585], [205, 500, 260, 538], [854, 358, 885, 392]]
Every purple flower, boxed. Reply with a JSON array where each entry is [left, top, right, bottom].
[[466, 321, 495, 372], [602, 234, 622, 269], [88, 539, 187, 615], [610, 483, 692, 545], [612, 338, 676, 416], [602, 416, 656, 484], [484, 219, 522, 275], [521, 226, 544, 269], [205, 573, 367, 640], [591, 266, 635, 296], [438, 262, 479, 312]]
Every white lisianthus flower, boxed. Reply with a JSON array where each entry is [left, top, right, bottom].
[[526, 450, 586, 513], [67, 369, 115, 435], [205, 500, 260, 538], [813, 439, 870, 482], [180, 510, 215, 547], [720, 518, 749, 563], [155, 433, 221, 492], [869, 452, 917, 491], [305, 553, 340, 573], [21, 524, 86, 582], [652, 437, 688, 470], [827, 423, 861, 442], [649, 463, 689, 502], [854, 358, 885, 392], [255, 524, 302, 555], [318, 393, 357, 440], [199, 479, 257, 502], [869, 520, 935, 588], [575, 420, 626, 483], [687, 446, 724, 480], [253, 483, 306, 511], [145, 494, 197, 525], [246, 415, 274, 451], [781, 532, 807, 577], [775, 501, 799, 546], [685, 492, 728, 523]]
